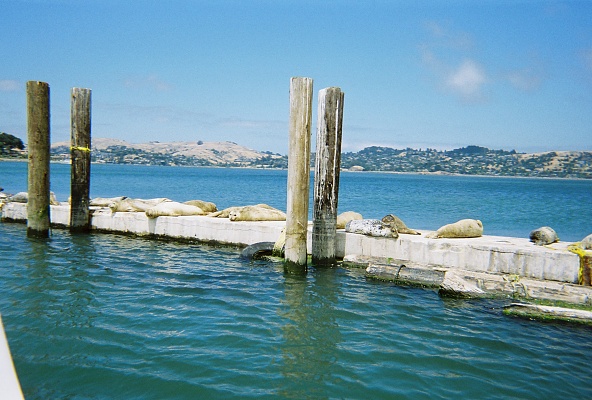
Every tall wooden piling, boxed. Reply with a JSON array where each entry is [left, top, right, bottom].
[[285, 77, 314, 272], [70, 88, 92, 232], [26, 81, 51, 238], [312, 87, 344, 266]]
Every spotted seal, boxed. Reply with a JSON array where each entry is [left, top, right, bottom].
[[529, 226, 559, 246], [345, 219, 398, 238], [336, 211, 363, 229]]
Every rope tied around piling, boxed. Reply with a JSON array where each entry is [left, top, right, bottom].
[[71, 146, 91, 152], [568, 243, 592, 286]]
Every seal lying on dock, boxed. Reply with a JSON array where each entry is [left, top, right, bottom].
[[345, 219, 398, 238], [228, 205, 286, 221], [90, 196, 127, 207], [183, 200, 217, 213], [336, 211, 363, 229], [381, 214, 420, 235], [581, 234, 592, 250], [109, 198, 170, 213], [529, 226, 559, 246], [426, 219, 483, 239], [145, 201, 207, 218], [208, 204, 286, 221], [6, 191, 60, 205]]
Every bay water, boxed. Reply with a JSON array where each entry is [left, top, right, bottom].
[[1, 161, 592, 399]]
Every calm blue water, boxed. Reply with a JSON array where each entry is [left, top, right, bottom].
[[1, 161, 592, 399]]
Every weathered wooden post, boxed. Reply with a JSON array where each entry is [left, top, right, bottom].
[[70, 88, 92, 232], [26, 81, 51, 238], [285, 77, 314, 272], [312, 87, 344, 266]]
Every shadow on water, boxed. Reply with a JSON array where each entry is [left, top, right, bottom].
[[277, 267, 343, 399]]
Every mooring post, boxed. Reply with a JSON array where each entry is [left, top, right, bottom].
[[285, 77, 314, 272], [26, 81, 51, 238], [312, 87, 344, 266], [70, 87, 92, 233]]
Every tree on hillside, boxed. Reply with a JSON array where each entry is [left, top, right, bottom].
[[0, 132, 25, 154]]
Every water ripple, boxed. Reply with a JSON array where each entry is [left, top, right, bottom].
[[1, 223, 592, 399]]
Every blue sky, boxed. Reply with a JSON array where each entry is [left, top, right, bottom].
[[1, 0, 591, 154]]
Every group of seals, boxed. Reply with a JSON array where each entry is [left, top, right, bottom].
[[104, 198, 287, 221], [336, 211, 363, 229]]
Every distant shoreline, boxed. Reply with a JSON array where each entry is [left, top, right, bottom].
[[2, 156, 590, 181]]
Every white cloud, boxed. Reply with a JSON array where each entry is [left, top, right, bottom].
[[420, 22, 487, 103], [445, 59, 486, 101], [0, 80, 20, 92]]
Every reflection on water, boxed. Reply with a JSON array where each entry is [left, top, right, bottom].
[[1, 223, 592, 399], [278, 269, 343, 399]]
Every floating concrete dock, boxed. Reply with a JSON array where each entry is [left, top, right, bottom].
[[2, 202, 591, 306]]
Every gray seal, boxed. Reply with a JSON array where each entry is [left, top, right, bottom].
[[529, 226, 559, 246], [381, 214, 420, 235], [345, 219, 398, 238]]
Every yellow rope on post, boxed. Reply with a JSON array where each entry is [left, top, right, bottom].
[[70, 146, 91, 152], [568, 243, 592, 286]]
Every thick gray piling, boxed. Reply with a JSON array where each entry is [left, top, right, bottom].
[[285, 77, 313, 273], [70, 87, 92, 232], [26, 81, 51, 238], [312, 87, 344, 266]]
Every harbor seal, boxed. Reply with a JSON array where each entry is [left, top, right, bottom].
[[529, 226, 559, 246], [90, 196, 127, 207], [345, 219, 398, 238], [209, 204, 275, 218], [581, 234, 592, 250], [228, 205, 286, 221], [183, 200, 217, 213], [426, 219, 483, 239], [109, 197, 170, 213], [336, 211, 363, 229], [7, 191, 60, 205], [381, 214, 420, 235], [145, 201, 206, 218]]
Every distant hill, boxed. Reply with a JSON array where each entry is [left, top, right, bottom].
[[339, 146, 592, 179], [51, 138, 286, 168], [47, 139, 592, 178]]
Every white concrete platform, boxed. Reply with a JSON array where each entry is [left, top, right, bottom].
[[1, 203, 582, 284]]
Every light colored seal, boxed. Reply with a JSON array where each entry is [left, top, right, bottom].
[[209, 204, 274, 218], [145, 202, 206, 218], [381, 214, 420, 235], [345, 219, 398, 238], [7, 191, 60, 205], [426, 219, 483, 239], [581, 234, 592, 250], [90, 196, 127, 207], [336, 211, 363, 229], [183, 200, 217, 213], [529, 226, 559, 246], [228, 205, 286, 221], [109, 198, 170, 213]]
